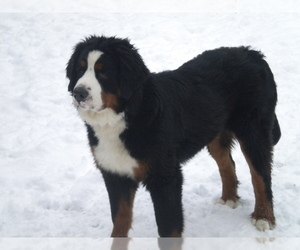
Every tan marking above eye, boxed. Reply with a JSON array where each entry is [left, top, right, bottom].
[[95, 63, 104, 71], [80, 60, 87, 68]]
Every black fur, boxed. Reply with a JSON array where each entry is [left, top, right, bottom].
[[67, 36, 281, 237]]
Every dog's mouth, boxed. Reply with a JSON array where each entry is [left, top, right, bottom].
[[74, 99, 106, 112]]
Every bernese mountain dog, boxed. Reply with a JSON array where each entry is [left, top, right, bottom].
[[66, 36, 281, 237]]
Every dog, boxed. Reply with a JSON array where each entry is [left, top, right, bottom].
[[66, 36, 281, 237]]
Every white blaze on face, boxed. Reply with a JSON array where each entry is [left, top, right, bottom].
[[74, 50, 104, 111], [74, 50, 123, 128]]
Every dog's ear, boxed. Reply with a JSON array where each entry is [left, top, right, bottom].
[[116, 41, 149, 100], [66, 42, 85, 92]]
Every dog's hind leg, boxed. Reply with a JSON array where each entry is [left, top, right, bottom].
[[236, 122, 276, 231], [208, 132, 239, 209]]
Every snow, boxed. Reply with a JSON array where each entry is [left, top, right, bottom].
[[1, 0, 300, 247]]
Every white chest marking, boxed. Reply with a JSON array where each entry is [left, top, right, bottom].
[[92, 113, 138, 178]]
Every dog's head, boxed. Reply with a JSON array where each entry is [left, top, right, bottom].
[[66, 36, 149, 121]]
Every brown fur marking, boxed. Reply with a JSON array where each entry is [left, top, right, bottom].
[[240, 143, 275, 225], [250, 167, 275, 224], [111, 190, 136, 237], [133, 161, 149, 181], [169, 231, 182, 237], [101, 92, 120, 112], [209, 134, 239, 202]]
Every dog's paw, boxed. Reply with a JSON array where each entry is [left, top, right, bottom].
[[252, 218, 275, 231], [216, 198, 239, 209]]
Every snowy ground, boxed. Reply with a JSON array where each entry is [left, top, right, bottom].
[[1, 0, 300, 247]]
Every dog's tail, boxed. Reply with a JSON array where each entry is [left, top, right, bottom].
[[272, 114, 281, 145]]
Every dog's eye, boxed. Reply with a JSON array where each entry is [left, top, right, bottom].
[[95, 63, 104, 71]]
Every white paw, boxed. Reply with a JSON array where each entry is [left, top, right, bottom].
[[216, 199, 239, 209], [252, 219, 275, 231]]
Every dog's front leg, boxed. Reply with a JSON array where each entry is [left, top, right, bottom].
[[101, 169, 138, 237], [146, 166, 184, 237]]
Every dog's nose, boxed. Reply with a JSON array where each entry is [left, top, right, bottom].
[[73, 87, 89, 103]]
